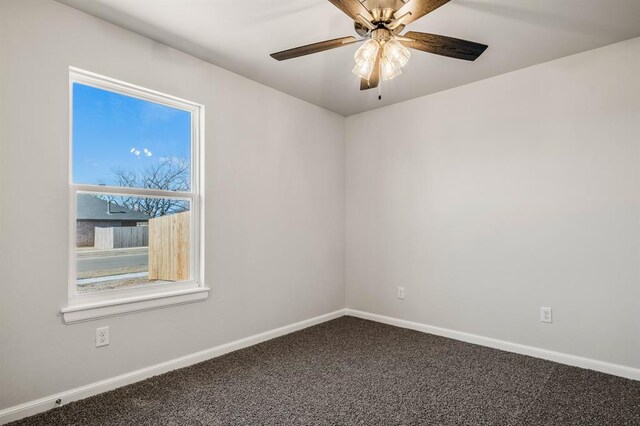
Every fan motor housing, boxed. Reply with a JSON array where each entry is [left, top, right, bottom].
[[355, 0, 407, 36], [363, 0, 405, 22]]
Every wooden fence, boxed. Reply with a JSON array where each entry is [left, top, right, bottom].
[[94, 226, 149, 249], [148, 211, 190, 282]]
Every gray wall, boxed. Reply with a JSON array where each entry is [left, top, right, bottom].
[[0, 0, 345, 409], [346, 37, 640, 369]]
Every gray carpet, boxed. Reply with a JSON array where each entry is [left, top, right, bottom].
[[10, 316, 640, 425]]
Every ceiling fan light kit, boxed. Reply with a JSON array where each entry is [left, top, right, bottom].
[[353, 39, 380, 80], [352, 29, 411, 82], [270, 0, 488, 92], [382, 38, 411, 80]]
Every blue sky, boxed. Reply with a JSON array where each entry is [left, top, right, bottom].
[[72, 83, 191, 187]]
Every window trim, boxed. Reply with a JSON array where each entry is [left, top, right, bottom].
[[63, 67, 207, 324]]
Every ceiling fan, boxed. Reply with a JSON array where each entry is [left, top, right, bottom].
[[270, 0, 488, 91]]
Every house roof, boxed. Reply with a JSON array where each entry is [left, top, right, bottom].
[[77, 194, 151, 221]]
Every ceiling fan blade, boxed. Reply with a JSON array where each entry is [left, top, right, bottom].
[[360, 52, 381, 90], [394, 0, 452, 25], [401, 31, 488, 61], [270, 36, 357, 61], [328, 0, 375, 22]]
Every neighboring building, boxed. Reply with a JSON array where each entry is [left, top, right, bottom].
[[76, 194, 150, 247]]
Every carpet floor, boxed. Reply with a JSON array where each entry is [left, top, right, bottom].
[[10, 316, 640, 425]]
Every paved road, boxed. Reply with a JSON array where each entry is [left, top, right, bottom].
[[77, 250, 148, 273]]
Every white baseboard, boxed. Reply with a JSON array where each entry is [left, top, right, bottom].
[[345, 309, 640, 381], [0, 309, 345, 425], [4, 308, 637, 424]]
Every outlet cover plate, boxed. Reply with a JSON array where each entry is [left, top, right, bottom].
[[540, 307, 552, 323], [96, 326, 110, 347]]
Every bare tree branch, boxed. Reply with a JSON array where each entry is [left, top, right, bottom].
[[98, 157, 190, 218]]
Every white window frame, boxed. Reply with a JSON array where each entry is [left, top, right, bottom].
[[62, 67, 208, 324]]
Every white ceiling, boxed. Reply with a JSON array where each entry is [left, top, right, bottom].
[[56, 0, 640, 116]]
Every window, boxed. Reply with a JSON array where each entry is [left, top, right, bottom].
[[62, 68, 207, 323]]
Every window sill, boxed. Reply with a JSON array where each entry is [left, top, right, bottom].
[[61, 286, 210, 324]]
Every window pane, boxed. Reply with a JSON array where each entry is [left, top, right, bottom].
[[76, 193, 191, 294], [72, 83, 192, 190]]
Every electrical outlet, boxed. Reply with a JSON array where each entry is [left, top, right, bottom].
[[540, 307, 552, 323], [96, 326, 110, 347], [397, 286, 405, 300]]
